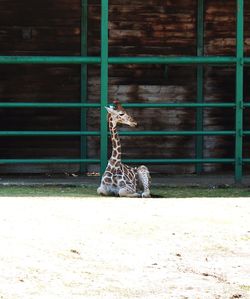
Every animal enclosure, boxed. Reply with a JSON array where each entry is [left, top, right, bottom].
[[0, 0, 249, 182]]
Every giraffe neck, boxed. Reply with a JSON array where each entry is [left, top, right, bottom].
[[108, 115, 121, 162]]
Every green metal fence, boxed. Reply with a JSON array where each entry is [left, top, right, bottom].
[[0, 0, 247, 182]]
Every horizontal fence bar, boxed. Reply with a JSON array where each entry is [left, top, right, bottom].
[[123, 103, 236, 108], [2, 56, 250, 66], [0, 102, 246, 111], [242, 103, 250, 107], [0, 159, 100, 164], [123, 158, 235, 164], [109, 56, 237, 65], [0, 131, 100, 136], [0, 158, 234, 164], [119, 131, 236, 136], [1, 101, 250, 109], [0, 102, 236, 108], [0, 131, 236, 136], [0, 56, 240, 65], [243, 58, 250, 64], [0, 56, 101, 64], [0, 103, 100, 108]]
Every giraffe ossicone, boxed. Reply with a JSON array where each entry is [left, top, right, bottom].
[[97, 100, 151, 198]]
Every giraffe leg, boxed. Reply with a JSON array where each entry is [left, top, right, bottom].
[[118, 187, 141, 198], [137, 165, 151, 198], [97, 184, 112, 196]]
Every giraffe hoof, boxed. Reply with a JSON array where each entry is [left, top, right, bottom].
[[142, 191, 151, 198], [97, 186, 109, 196]]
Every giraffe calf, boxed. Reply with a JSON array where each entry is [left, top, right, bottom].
[[97, 100, 151, 198]]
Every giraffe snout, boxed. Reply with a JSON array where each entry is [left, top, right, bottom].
[[130, 121, 137, 127]]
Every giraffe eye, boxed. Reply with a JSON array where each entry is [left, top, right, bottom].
[[119, 112, 124, 116]]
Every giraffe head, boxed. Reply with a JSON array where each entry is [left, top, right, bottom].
[[105, 100, 137, 127]]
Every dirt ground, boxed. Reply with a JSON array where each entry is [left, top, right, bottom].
[[0, 197, 249, 299]]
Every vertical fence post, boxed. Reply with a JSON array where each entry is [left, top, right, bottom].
[[100, 0, 109, 175], [196, 0, 204, 174], [80, 0, 88, 173], [235, 0, 244, 182]]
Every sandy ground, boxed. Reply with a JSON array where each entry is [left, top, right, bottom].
[[0, 197, 249, 299]]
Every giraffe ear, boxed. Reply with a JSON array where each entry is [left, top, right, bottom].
[[105, 106, 114, 114]]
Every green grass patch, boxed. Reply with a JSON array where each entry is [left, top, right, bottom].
[[0, 186, 97, 197], [152, 186, 250, 198], [240, 285, 250, 292], [0, 185, 249, 197]]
